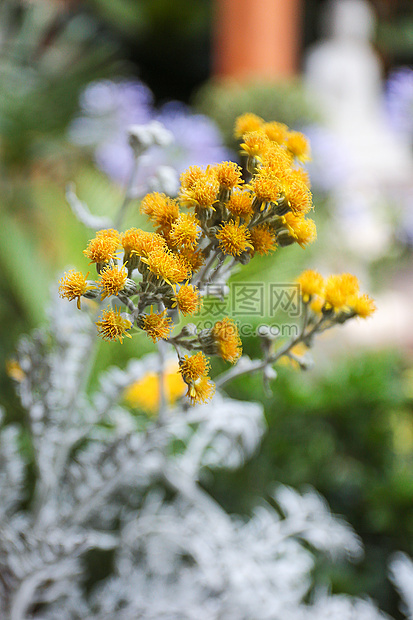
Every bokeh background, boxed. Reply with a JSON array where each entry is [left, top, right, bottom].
[[1, 0, 413, 616]]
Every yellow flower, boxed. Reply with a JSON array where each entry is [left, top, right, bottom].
[[142, 248, 191, 284], [140, 192, 179, 234], [124, 361, 186, 415], [278, 342, 309, 370], [350, 293, 376, 318], [179, 248, 205, 273], [6, 359, 25, 382], [212, 317, 242, 364], [179, 167, 219, 210], [98, 264, 128, 300], [96, 229, 121, 241], [324, 273, 360, 311], [178, 352, 215, 405], [240, 130, 270, 159], [96, 307, 132, 343], [234, 112, 264, 138], [263, 121, 288, 145], [310, 296, 324, 315], [250, 171, 282, 207], [121, 229, 167, 260], [59, 270, 95, 309], [286, 130, 311, 162], [292, 167, 311, 189], [213, 161, 244, 190], [260, 143, 292, 176], [296, 269, 324, 302], [283, 213, 317, 248], [180, 165, 207, 190], [179, 352, 210, 383], [180, 174, 219, 209], [186, 376, 216, 405], [216, 219, 254, 257], [169, 213, 200, 250], [249, 224, 277, 255], [227, 190, 254, 219], [83, 231, 120, 265], [141, 308, 173, 342], [281, 171, 313, 216], [172, 283, 201, 316]]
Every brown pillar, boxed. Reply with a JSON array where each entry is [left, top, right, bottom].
[[213, 0, 302, 80]]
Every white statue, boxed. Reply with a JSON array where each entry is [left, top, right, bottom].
[[304, 0, 413, 258], [305, 0, 412, 182]]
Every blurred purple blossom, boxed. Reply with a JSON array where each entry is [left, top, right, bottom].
[[303, 125, 354, 193], [385, 67, 413, 138], [69, 79, 231, 195]]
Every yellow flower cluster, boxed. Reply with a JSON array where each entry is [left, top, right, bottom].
[[124, 361, 186, 414], [124, 329, 241, 410], [296, 269, 376, 319], [59, 113, 376, 407], [212, 317, 242, 363]]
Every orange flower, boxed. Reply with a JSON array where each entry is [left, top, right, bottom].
[[260, 143, 291, 176], [122, 229, 167, 259], [292, 167, 311, 189], [180, 165, 207, 190]]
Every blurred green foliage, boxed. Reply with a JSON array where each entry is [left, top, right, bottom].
[[378, 15, 413, 60], [205, 348, 412, 618], [193, 78, 320, 147], [0, 1, 118, 172], [0, 0, 121, 413]]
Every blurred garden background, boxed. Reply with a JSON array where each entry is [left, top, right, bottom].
[[1, 0, 413, 617]]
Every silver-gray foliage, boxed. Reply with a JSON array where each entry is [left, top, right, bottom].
[[0, 293, 393, 619]]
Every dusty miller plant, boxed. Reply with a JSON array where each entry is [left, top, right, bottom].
[[2, 117, 406, 619]]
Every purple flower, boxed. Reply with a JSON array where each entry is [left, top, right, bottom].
[[385, 67, 413, 137], [156, 101, 232, 174], [69, 79, 231, 194], [303, 125, 354, 193]]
